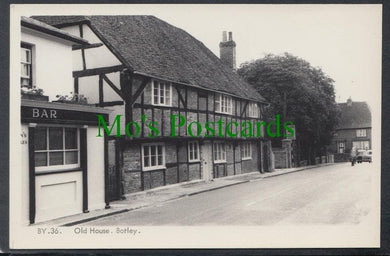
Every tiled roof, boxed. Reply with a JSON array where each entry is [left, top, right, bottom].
[[33, 15, 266, 102], [337, 101, 371, 129]]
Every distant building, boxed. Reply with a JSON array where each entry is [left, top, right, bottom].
[[330, 98, 371, 161]]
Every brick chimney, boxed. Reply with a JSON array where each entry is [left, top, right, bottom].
[[219, 31, 236, 70]]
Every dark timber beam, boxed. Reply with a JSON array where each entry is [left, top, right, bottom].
[[99, 75, 104, 104], [129, 77, 150, 106], [96, 101, 124, 107], [241, 101, 249, 117], [102, 74, 123, 99], [73, 65, 125, 78], [72, 43, 104, 50], [176, 87, 187, 108]]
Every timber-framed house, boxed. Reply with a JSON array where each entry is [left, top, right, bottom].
[[34, 16, 271, 200]]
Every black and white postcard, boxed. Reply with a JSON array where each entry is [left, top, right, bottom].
[[9, 3, 382, 249]]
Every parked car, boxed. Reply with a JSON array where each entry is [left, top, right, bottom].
[[356, 149, 372, 163]]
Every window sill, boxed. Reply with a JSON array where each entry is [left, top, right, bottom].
[[242, 157, 252, 161], [35, 167, 82, 176], [189, 160, 200, 163], [214, 160, 227, 164], [143, 166, 166, 172], [151, 103, 172, 107], [215, 111, 233, 115]]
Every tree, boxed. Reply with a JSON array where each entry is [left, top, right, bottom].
[[238, 53, 340, 164]]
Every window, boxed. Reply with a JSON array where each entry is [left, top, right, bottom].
[[241, 142, 252, 160], [188, 141, 200, 162], [34, 127, 79, 171], [213, 142, 226, 163], [215, 94, 232, 114], [152, 80, 171, 106], [337, 142, 345, 153], [352, 141, 370, 150], [356, 129, 367, 137], [248, 102, 260, 118], [142, 143, 165, 170], [21, 44, 32, 88]]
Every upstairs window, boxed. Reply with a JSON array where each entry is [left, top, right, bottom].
[[21, 44, 32, 88], [188, 141, 200, 162], [152, 80, 171, 106], [213, 142, 226, 163], [356, 129, 367, 137], [216, 94, 232, 114], [241, 142, 252, 160], [248, 102, 260, 118]]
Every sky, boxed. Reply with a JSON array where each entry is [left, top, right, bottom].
[[19, 4, 382, 108]]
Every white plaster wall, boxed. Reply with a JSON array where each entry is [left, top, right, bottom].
[[21, 124, 30, 225], [21, 28, 74, 101], [87, 126, 106, 210], [61, 25, 123, 104]]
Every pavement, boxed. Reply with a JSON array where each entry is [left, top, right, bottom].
[[37, 163, 335, 226]]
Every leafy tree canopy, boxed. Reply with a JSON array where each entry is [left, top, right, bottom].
[[238, 53, 340, 160]]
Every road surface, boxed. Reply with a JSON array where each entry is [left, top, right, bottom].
[[87, 162, 372, 225]]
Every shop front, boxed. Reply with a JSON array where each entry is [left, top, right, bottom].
[[21, 99, 111, 224]]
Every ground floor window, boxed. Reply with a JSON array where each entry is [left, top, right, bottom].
[[241, 141, 252, 160], [213, 142, 226, 163], [337, 141, 345, 153], [352, 141, 370, 150], [34, 127, 80, 171], [188, 141, 200, 162], [142, 143, 165, 170]]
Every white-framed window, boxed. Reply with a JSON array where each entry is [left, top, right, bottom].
[[213, 142, 226, 163], [241, 141, 252, 160], [352, 141, 370, 150], [34, 127, 80, 171], [356, 129, 367, 137], [142, 143, 165, 171], [188, 141, 200, 162], [215, 94, 232, 114], [21, 44, 32, 87], [152, 80, 172, 106], [248, 102, 260, 118], [337, 142, 345, 153]]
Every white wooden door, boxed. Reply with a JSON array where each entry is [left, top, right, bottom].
[[201, 141, 213, 181]]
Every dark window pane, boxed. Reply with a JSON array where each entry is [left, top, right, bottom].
[[65, 151, 78, 164], [144, 156, 149, 167], [49, 128, 63, 150], [158, 155, 163, 165], [35, 152, 47, 167], [34, 128, 46, 150], [65, 128, 77, 149], [49, 152, 63, 165], [151, 146, 156, 157], [151, 155, 156, 166]]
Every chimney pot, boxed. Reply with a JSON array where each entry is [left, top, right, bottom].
[[228, 32, 233, 41], [222, 31, 227, 42]]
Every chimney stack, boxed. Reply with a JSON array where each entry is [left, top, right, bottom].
[[219, 31, 236, 70]]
